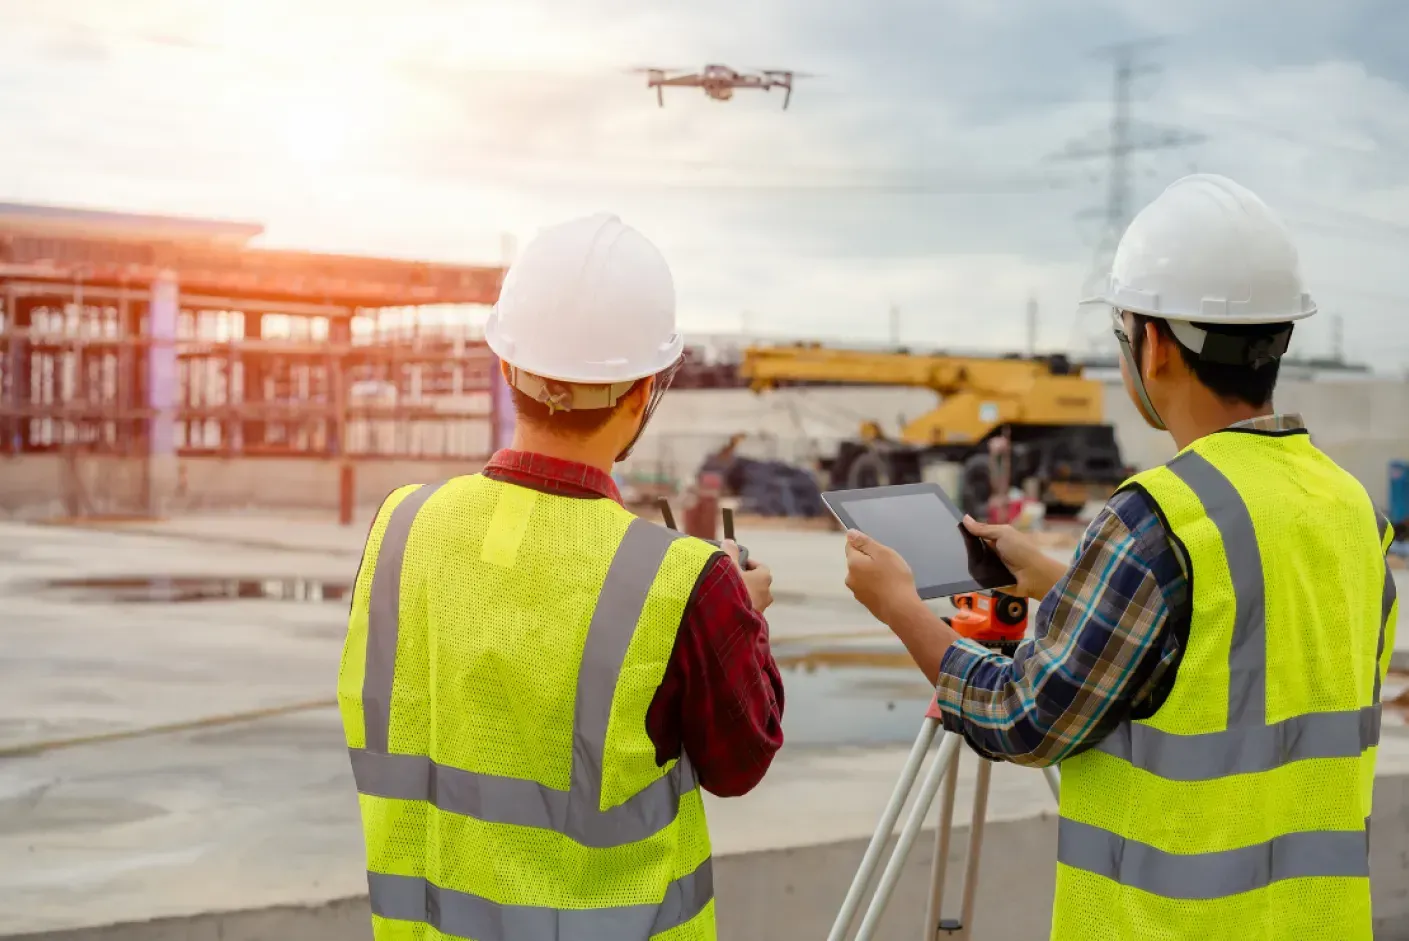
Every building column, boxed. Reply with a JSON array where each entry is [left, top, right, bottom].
[[328, 315, 355, 525], [145, 271, 179, 515], [328, 316, 350, 458], [235, 310, 261, 454], [5, 288, 33, 453]]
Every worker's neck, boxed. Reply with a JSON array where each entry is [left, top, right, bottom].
[[510, 427, 618, 475], [1163, 385, 1270, 451]]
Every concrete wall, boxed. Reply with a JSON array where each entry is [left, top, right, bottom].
[[13, 772, 1409, 941], [0, 454, 147, 518], [0, 454, 480, 520]]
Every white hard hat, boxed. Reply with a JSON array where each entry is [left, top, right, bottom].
[[1083, 173, 1316, 350], [485, 212, 683, 385]]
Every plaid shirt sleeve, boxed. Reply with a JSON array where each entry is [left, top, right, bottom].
[[646, 555, 786, 798], [932, 487, 1191, 767]]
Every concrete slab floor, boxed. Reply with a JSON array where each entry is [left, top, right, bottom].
[[6, 709, 1409, 937], [2, 516, 1407, 936]]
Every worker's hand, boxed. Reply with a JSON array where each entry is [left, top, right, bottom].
[[961, 515, 1066, 600], [844, 530, 922, 626], [724, 540, 773, 612]]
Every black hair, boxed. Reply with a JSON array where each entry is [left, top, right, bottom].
[[1129, 314, 1290, 408], [510, 379, 646, 436]]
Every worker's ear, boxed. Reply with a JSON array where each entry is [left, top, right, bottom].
[[499, 360, 513, 384], [623, 375, 655, 415], [1141, 320, 1174, 378]]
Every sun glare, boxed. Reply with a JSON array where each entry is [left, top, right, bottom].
[[281, 89, 349, 168], [273, 69, 395, 172]]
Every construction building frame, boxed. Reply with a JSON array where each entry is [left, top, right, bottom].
[[0, 203, 506, 522]]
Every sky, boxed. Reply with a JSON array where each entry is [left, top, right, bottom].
[[2, 0, 1408, 371]]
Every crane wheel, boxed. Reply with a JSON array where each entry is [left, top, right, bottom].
[[846, 449, 892, 490]]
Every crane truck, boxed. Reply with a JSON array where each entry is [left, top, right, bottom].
[[738, 344, 1132, 517]]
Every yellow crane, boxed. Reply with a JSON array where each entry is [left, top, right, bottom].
[[738, 344, 1130, 515]]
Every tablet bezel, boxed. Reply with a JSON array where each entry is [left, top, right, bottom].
[[821, 482, 1017, 600]]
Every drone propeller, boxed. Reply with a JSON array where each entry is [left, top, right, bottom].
[[752, 68, 817, 79], [626, 65, 686, 74]]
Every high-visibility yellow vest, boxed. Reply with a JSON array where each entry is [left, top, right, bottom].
[[336, 473, 721, 941], [1052, 427, 1398, 941]]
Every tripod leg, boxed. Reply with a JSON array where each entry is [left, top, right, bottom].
[[1042, 764, 1061, 802], [921, 745, 962, 939], [952, 759, 994, 938], [827, 717, 941, 941], [853, 733, 962, 941]]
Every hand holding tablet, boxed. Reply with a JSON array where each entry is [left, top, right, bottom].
[[822, 483, 1017, 600]]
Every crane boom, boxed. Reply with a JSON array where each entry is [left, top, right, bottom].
[[738, 344, 1106, 446], [741, 345, 1066, 393]]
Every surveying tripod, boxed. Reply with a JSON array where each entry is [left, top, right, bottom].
[[826, 592, 1062, 941]]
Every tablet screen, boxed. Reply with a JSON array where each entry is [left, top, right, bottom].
[[823, 484, 1016, 598]]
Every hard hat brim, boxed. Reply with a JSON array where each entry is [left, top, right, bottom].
[[485, 313, 684, 385], [1077, 292, 1317, 325]]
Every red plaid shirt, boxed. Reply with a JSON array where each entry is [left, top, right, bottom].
[[481, 449, 785, 797]]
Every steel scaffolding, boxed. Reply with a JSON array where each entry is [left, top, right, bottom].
[[0, 202, 507, 519]]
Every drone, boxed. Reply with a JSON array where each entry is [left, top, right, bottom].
[[632, 64, 808, 110]]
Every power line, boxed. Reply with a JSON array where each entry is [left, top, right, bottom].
[[1288, 218, 1409, 246], [1317, 283, 1409, 306], [0, 145, 1077, 196], [1181, 107, 1408, 160], [1285, 202, 1409, 241]]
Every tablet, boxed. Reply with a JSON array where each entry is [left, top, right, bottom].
[[821, 483, 1017, 600]]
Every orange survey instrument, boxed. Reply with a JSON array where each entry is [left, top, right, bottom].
[[947, 590, 1028, 655]]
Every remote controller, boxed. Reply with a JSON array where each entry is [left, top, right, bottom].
[[656, 500, 750, 569]]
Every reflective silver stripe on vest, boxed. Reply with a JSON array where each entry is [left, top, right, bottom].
[[362, 482, 444, 754], [1166, 451, 1267, 727], [1058, 818, 1370, 901], [348, 746, 698, 849], [350, 491, 710, 934], [368, 859, 713, 941], [1096, 703, 1381, 781], [1069, 450, 1380, 896]]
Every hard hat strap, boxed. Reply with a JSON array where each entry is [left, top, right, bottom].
[[615, 358, 683, 463], [1116, 311, 1167, 432]]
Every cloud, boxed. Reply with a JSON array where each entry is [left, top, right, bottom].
[[0, 0, 1406, 370]]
